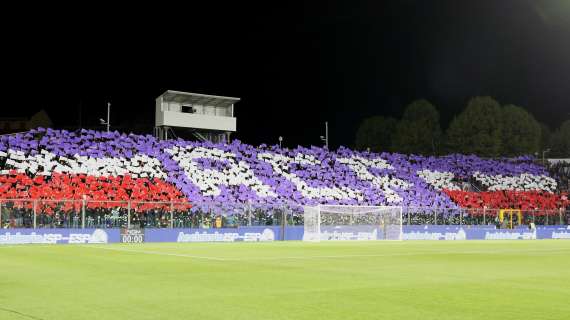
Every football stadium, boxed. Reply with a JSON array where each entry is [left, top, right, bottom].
[[0, 120, 569, 319], [3, 1, 570, 319]]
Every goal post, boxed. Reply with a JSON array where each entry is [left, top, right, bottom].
[[303, 205, 403, 242]]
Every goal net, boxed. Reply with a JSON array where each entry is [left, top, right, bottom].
[[303, 205, 403, 242]]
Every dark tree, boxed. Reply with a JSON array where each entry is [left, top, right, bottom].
[[391, 99, 441, 155], [539, 122, 552, 153], [446, 96, 503, 156], [500, 104, 541, 156], [550, 120, 570, 157], [354, 116, 397, 152]]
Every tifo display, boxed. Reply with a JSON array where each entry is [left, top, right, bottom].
[[0, 128, 568, 220]]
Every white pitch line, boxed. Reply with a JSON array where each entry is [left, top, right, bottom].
[[85, 246, 228, 261], [0, 245, 61, 249], [86, 246, 423, 262], [225, 248, 570, 261], [82, 246, 570, 262]]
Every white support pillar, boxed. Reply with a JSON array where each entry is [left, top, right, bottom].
[[81, 196, 86, 229], [33, 200, 37, 229], [170, 200, 174, 229], [127, 200, 131, 229], [281, 207, 287, 241], [247, 200, 252, 226]]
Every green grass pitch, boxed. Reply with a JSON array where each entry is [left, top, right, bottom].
[[1, 240, 570, 320]]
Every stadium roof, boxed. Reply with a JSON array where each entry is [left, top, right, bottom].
[[158, 90, 240, 108]]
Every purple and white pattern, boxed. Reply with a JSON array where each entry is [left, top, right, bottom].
[[0, 128, 558, 214]]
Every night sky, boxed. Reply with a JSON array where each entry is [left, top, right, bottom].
[[3, 1, 570, 148]]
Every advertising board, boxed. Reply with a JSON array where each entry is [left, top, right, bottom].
[[0, 229, 120, 245], [145, 226, 279, 243], [2, 225, 570, 245]]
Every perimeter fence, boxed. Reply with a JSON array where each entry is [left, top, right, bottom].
[[0, 199, 568, 229]]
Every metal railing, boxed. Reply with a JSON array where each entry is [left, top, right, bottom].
[[0, 199, 191, 229], [401, 206, 570, 227], [0, 198, 568, 229]]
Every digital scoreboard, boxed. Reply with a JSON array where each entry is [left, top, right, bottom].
[[120, 228, 145, 243]]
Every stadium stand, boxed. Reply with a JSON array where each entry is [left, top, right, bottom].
[[0, 128, 568, 221], [548, 161, 570, 192]]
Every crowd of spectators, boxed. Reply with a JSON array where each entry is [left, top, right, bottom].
[[0, 127, 568, 227], [548, 161, 570, 192], [0, 172, 190, 211], [444, 190, 569, 211]]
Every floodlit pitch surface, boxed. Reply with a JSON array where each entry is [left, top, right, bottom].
[[1, 241, 570, 320]]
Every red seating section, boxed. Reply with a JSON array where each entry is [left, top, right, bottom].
[[444, 189, 569, 213], [0, 171, 190, 213]]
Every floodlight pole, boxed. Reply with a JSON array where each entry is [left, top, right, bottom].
[[542, 149, 551, 166], [325, 121, 329, 149], [106, 102, 111, 132], [278, 136, 283, 148], [320, 121, 329, 149]]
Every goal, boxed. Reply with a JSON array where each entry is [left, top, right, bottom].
[[303, 205, 403, 241]]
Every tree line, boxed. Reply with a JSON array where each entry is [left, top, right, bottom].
[[354, 96, 570, 157]]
